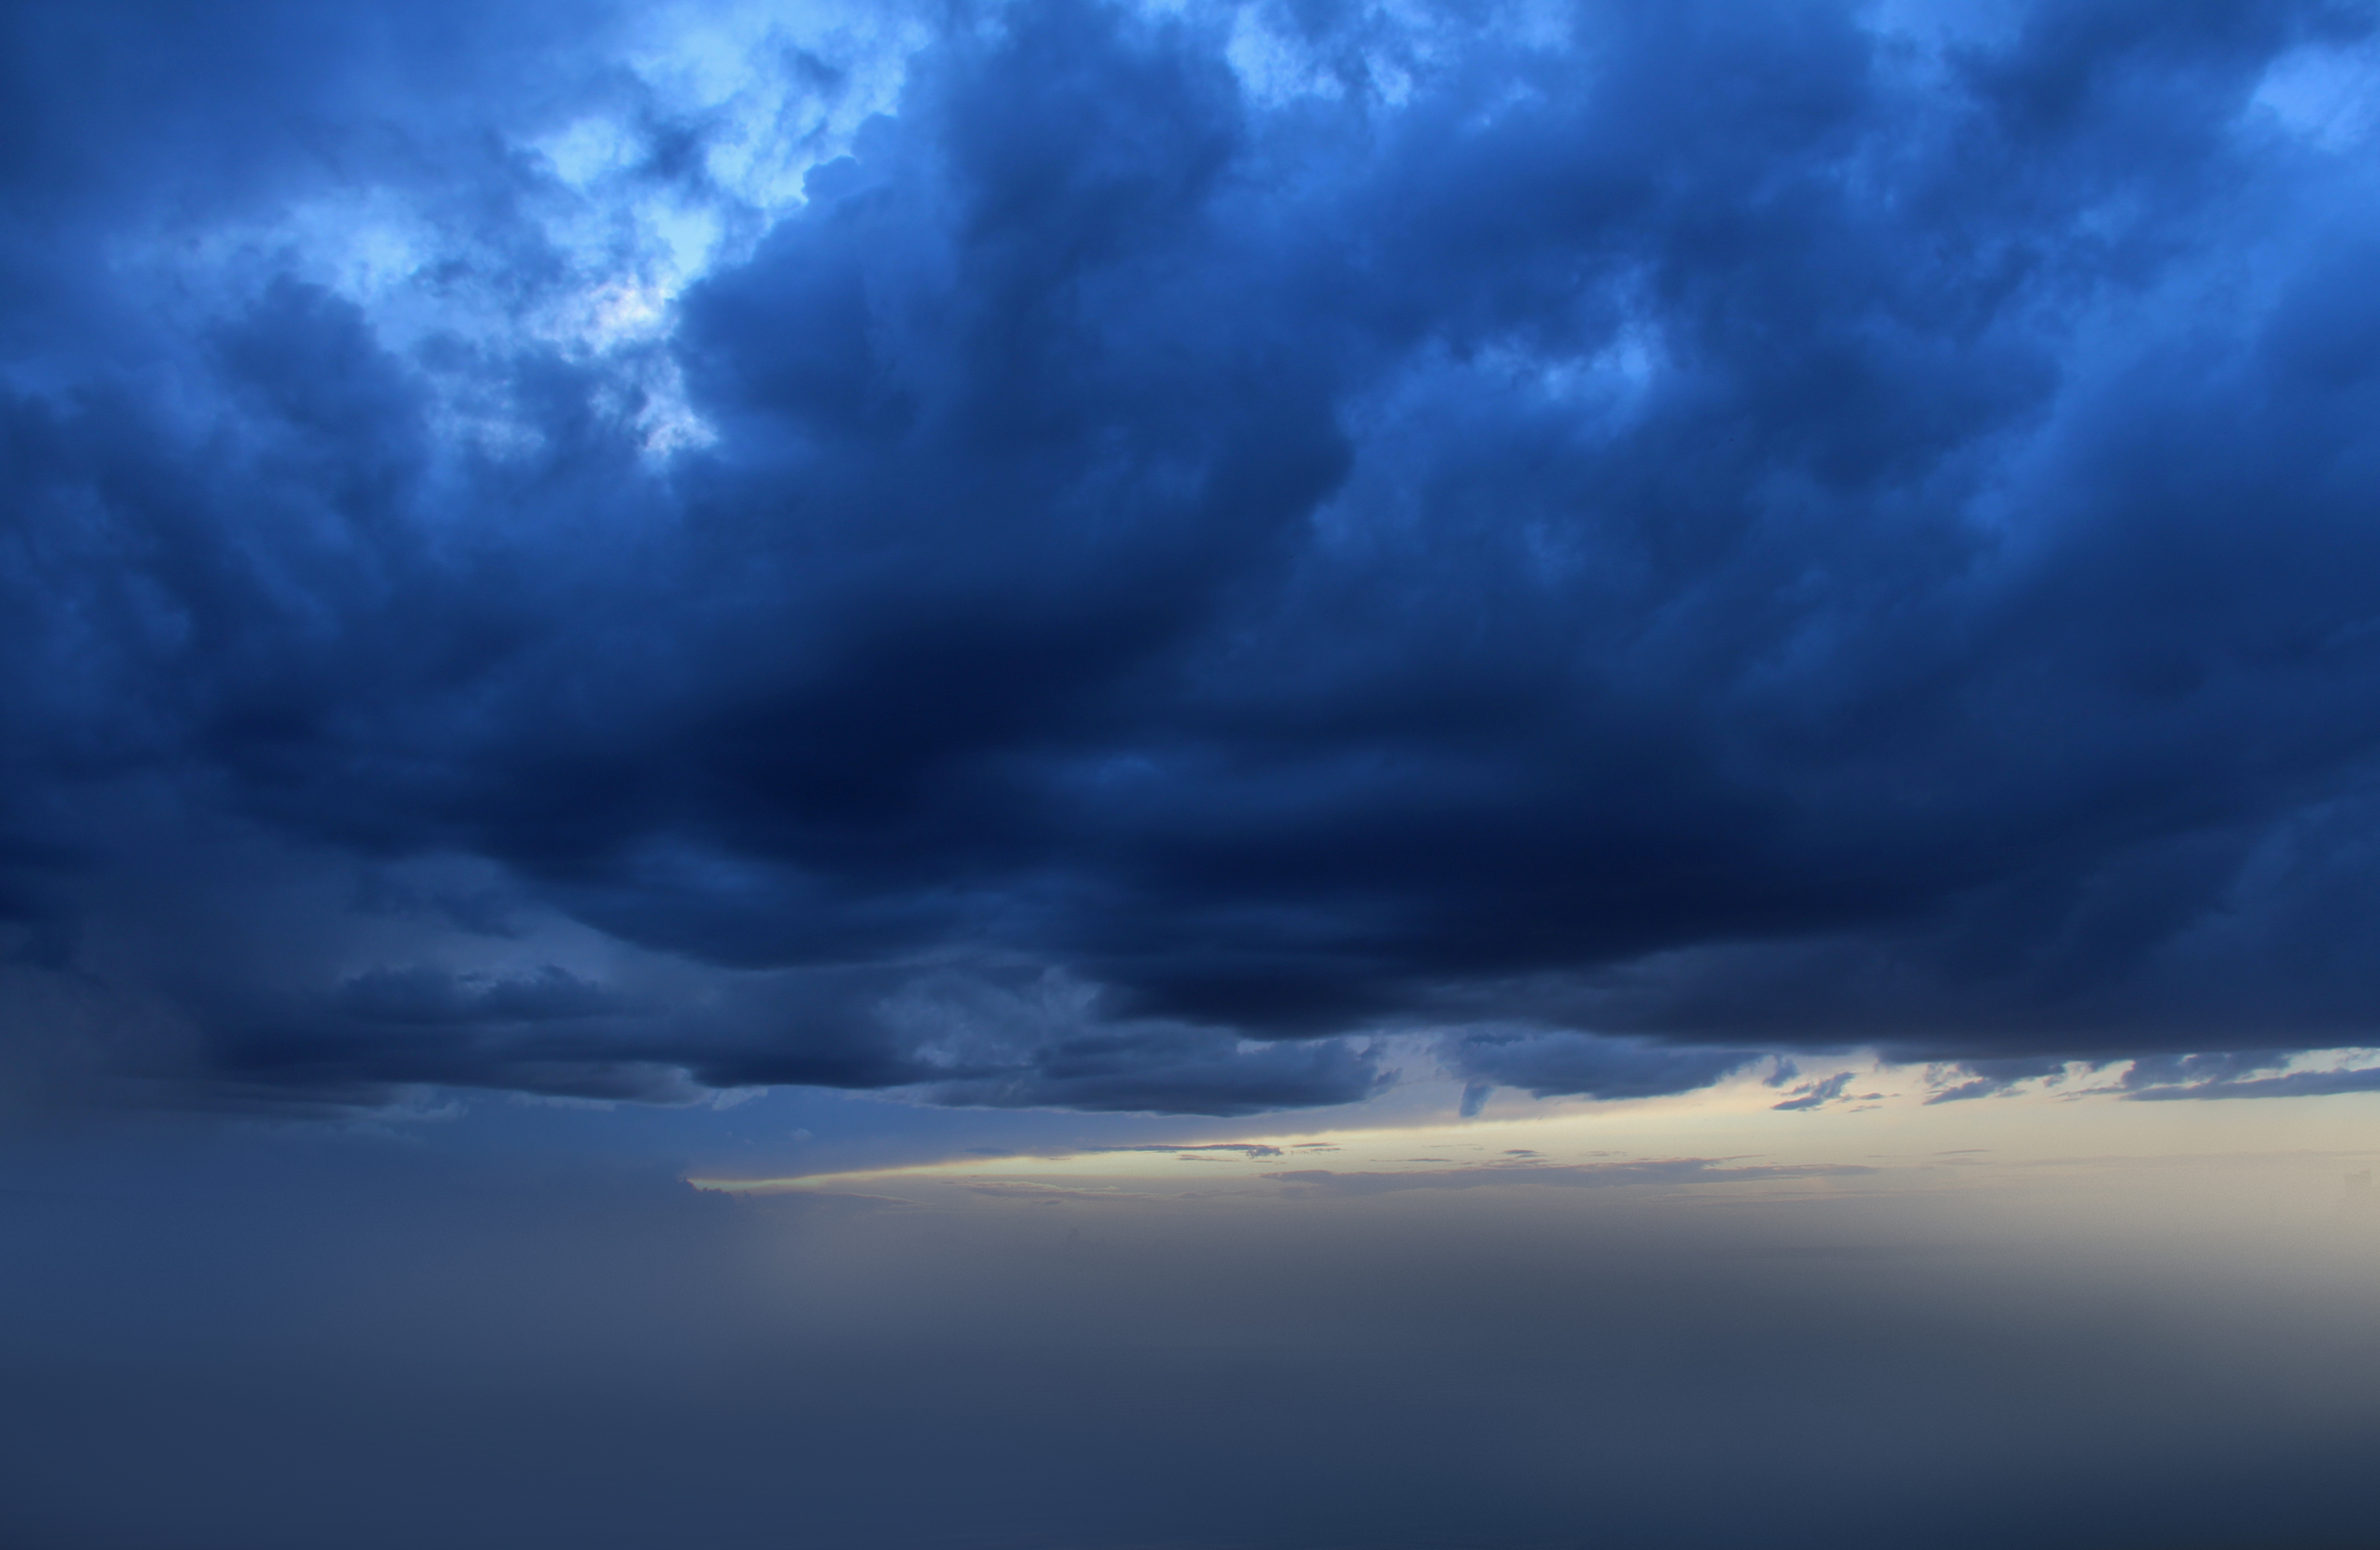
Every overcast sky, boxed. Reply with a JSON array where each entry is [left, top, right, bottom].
[[7, 1, 2380, 1544]]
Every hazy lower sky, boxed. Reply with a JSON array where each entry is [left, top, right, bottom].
[[6, 0, 2380, 1544], [8, 1073, 2380, 1548]]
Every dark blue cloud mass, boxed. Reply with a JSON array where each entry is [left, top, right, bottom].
[[6, 0, 2380, 1117]]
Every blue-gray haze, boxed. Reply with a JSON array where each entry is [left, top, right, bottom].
[[7, 3, 2380, 1544], [6, 1129, 2380, 1550]]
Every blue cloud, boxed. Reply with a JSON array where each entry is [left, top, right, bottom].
[[7, 0, 2380, 1117], [1442, 1031, 1762, 1102]]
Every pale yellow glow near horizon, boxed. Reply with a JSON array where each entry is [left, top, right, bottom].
[[688, 1054, 2380, 1206]]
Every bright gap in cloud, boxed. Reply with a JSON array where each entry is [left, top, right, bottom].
[[152, 0, 937, 466], [687, 1047, 2380, 1199], [2254, 33, 2380, 153]]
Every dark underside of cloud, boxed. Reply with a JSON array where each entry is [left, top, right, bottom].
[[7, 0, 2380, 1117]]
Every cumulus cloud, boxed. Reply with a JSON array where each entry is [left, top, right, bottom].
[[8, 0, 2380, 1117]]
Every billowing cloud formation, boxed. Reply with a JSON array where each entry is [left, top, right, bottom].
[[7, 0, 2380, 1117]]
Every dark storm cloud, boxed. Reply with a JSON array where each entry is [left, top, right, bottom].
[[7, 0, 2380, 1116]]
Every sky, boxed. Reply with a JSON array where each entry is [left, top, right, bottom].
[[5, 0, 2380, 1545]]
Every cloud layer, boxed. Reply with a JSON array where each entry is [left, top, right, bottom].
[[7, 0, 2380, 1116]]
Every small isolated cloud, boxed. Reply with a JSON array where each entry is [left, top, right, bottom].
[[920, 1030, 1392, 1117], [1771, 1071, 1884, 1112], [1441, 1032, 1762, 1105], [1921, 1058, 2080, 1105]]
